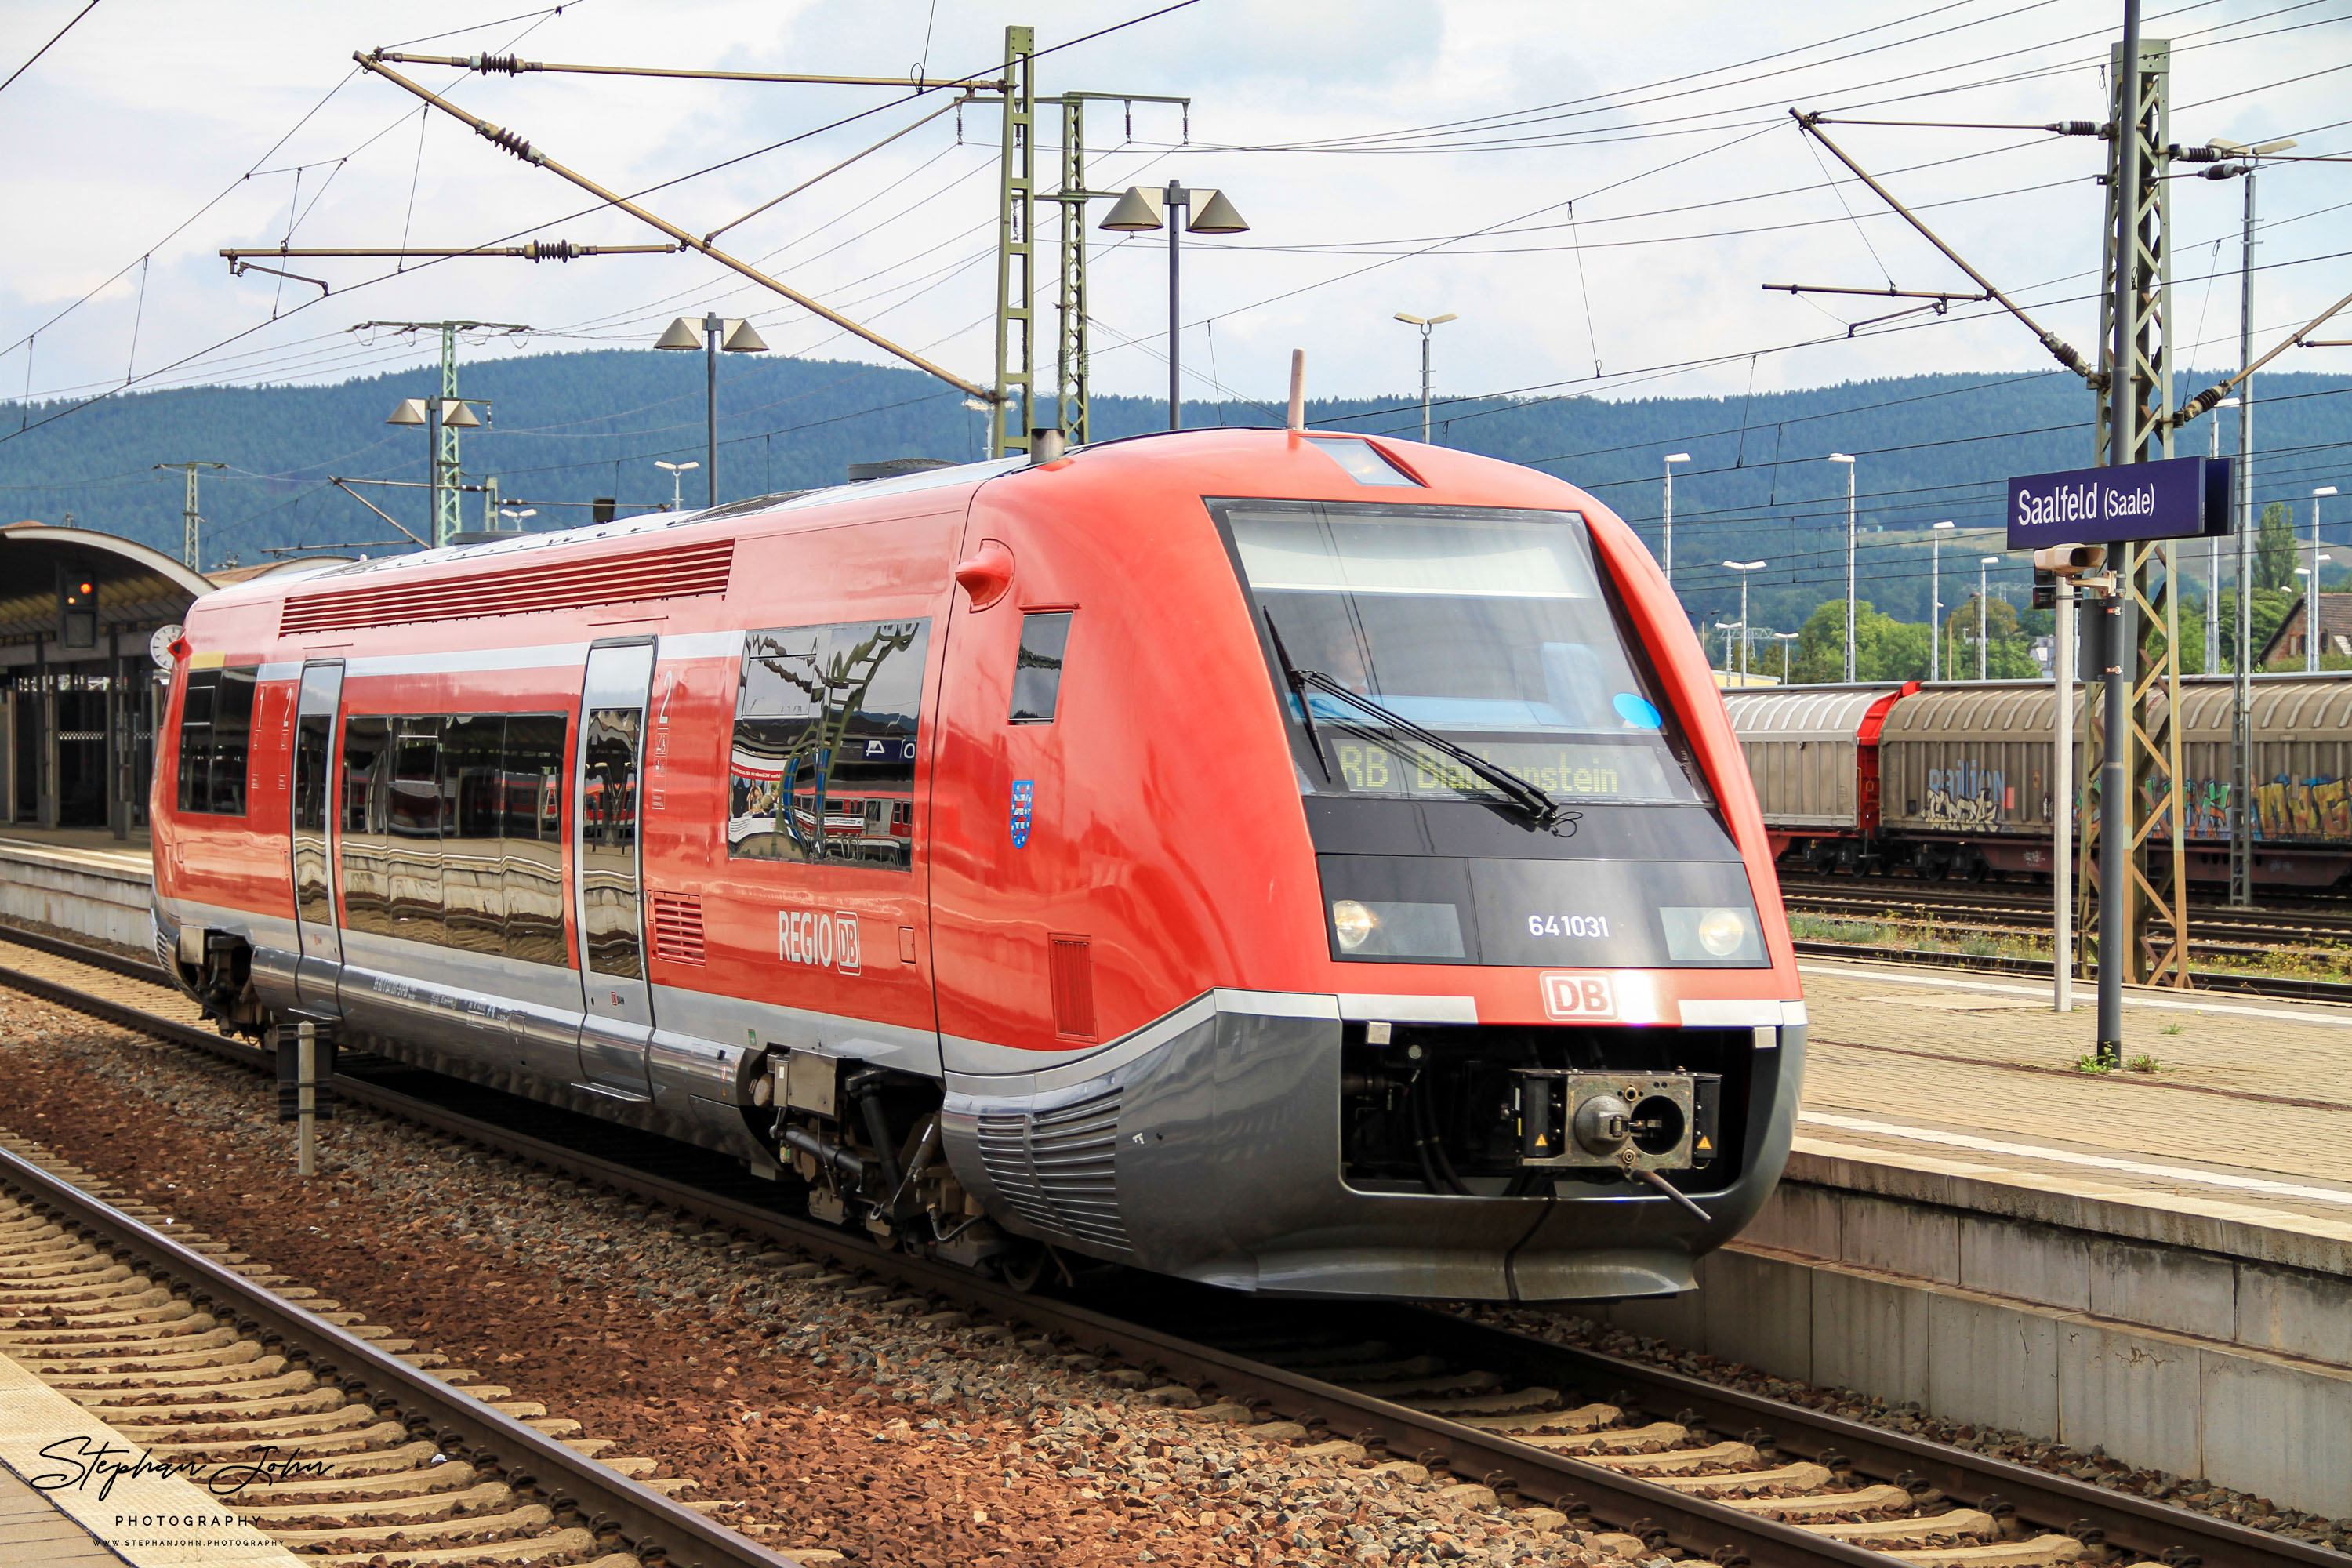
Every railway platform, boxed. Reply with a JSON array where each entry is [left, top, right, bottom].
[[0, 1338, 303, 1567], [0, 830, 153, 951], [1599, 954, 2352, 1519]]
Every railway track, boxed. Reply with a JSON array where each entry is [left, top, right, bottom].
[[0, 1132, 791, 1567], [2, 925, 2342, 1568], [1778, 875, 2352, 950]]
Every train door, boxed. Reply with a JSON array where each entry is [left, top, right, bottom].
[[289, 660, 344, 1014], [574, 641, 655, 1096]]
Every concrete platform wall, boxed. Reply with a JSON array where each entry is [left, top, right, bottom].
[[0, 843, 153, 949], [1592, 1156, 2352, 1516]]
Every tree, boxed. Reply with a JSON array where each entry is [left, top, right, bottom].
[[2256, 500, 2297, 590], [1940, 593, 2039, 678], [1791, 599, 1929, 683]]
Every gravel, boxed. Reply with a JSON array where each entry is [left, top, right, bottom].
[[0, 984, 1616, 1567]]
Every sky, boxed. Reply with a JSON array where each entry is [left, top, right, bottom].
[[2, 0, 2348, 430]]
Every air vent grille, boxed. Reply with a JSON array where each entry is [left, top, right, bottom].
[[278, 538, 734, 636], [1048, 933, 1094, 1042], [649, 894, 706, 965], [975, 1088, 1130, 1254]]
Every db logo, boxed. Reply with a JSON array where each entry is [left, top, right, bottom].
[[1541, 972, 1616, 1021]]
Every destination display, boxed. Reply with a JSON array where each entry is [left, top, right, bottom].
[[2006, 455, 2231, 549]]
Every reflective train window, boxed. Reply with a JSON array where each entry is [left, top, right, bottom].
[[580, 706, 644, 979], [1009, 611, 1073, 724], [1218, 499, 1708, 810], [336, 712, 570, 964], [729, 619, 929, 869], [176, 666, 257, 815]]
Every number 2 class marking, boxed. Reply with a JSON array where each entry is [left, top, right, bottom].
[[1526, 913, 1610, 938]]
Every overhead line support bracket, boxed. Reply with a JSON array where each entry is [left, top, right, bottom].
[[349, 52, 996, 403]]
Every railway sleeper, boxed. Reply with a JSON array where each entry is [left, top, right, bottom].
[[1640, 1460, 1838, 1496], [1883, 1537, 2089, 1568], [216, 1461, 486, 1502], [1452, 1400, 1623, 1434], [1719, 1483, 1918, 1519], [125, 1417, 414, 1460], [271, 1501, 559, 1548], [1506, 1421, 1695, 1454], [108, 1398, 394, 1446], [72, 1373, 327, 1410], [1397, 1384, 1563, 1414], [230, 1479, 517, 1526], [303, 1527, 612, 1568], [1811, 1511, 2004, 1547], [1573, 1439, 1762, 1473]]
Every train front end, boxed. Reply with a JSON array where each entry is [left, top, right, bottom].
[[933, 429, 1802, 1303]]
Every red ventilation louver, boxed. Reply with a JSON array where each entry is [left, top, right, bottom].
[[277, 539, 734, 637], [649, 895, 706, 965], [1049, 934, 1095, 1042]]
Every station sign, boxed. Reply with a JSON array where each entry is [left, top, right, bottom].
[[2006, 456, 2232, 550]]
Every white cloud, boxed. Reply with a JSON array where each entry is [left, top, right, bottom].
[[2, 0, 2347, 419]]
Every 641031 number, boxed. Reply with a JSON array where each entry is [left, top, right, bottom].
[[1526, 913, 1611, 939]]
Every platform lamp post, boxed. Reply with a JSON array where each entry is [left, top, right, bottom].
[[497, 505, 535, 535], [1393, 311, 1458, 445], [1725, 561, 1765, 684], [1100, 183, 1251, 431], [1711, 622, 1739, 679], [2311, 488, 2341, 673], [2208, 397, 2240, 674], [1661, 452, 1690, 587], [658, 314, 769, 508], [1929, 521, 1955, 681], [1828, 453, 1857, 681], [1773, 630, 1800, 684], [1979, 557, 2002, 681], [386, 395, 482, 547], [654, 459, 699, 513]]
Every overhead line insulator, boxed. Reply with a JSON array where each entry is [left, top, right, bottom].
[[479, 123, 544, 165], [2046, 121, 2103, 137], [469, 53, 532, 75]]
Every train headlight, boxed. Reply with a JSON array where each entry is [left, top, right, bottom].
[[1697, 907, 1747, 956], [1331, 899, 1380, 952], [1661, 905, 1762, 963]]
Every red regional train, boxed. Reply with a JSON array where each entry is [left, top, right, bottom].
[[152, 427, 1806, 1302]]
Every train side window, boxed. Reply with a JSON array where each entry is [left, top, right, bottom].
[[500, 713, 568, 966], [176, 666, 257, 815], [339, 717, 393, 937], [388, 718, 445, 945], [730, 619, 929, 869], [1009, 611, 1073, 724], [441, 715, 506, 955]]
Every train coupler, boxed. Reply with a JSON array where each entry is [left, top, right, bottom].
[[1512, 1069, 1722, 1172]]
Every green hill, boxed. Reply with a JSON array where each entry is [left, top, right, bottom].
[[4, 349, 2346, 641]]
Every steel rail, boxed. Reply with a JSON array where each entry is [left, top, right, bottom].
[[0, 927, 2341, 1568], [0, 1142, 797, 1568]]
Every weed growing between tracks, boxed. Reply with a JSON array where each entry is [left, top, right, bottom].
[[1791, 911, 2352, 986], [1788, 912, 2050, 963]]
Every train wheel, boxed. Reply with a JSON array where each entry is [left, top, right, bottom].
[[998, 1240, 1062, 1294]]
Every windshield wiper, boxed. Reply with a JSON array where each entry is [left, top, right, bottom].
[[1262, 611, 1334, 782], [1290, 667, 1579, 834]]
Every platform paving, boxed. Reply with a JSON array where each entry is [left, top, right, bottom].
[[1798, 957, 2352, 1234]]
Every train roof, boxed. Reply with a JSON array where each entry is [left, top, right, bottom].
[[195, 428, 1613, 622]]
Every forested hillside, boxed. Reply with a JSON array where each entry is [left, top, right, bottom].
[[4, 348, 2346, 648]]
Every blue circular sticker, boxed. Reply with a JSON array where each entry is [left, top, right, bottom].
[[1613, 693, 1662, 729]]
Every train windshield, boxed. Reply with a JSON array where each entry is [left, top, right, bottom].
[[1218, 499, 1707, 808]]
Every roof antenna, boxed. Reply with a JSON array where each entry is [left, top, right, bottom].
[[1287, 349, 1305, 433]]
